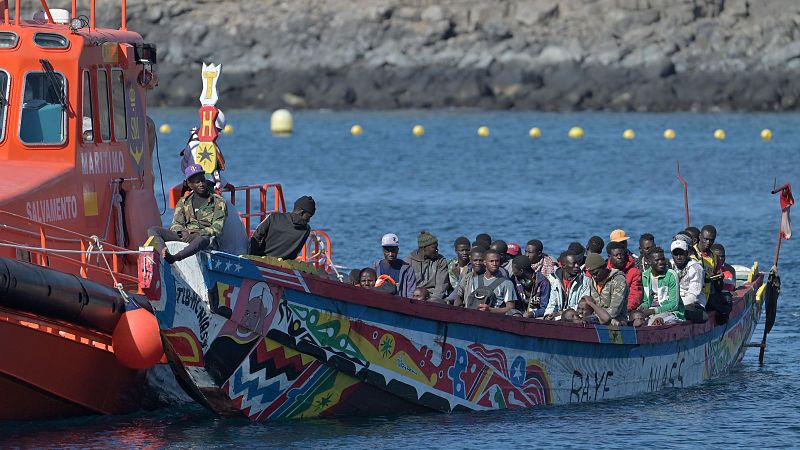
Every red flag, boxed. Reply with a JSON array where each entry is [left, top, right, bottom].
[[780, 184, 794, 240]]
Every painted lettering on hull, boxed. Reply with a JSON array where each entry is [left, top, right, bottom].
[[26, 195, 78, 223], [80, 151, 126, 175]]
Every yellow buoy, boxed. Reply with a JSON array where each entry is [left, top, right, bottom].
[[568, 127, 584, 139], [529, 127, 541, 138], [663, 129, 676, 140], [158, 124, 172, 134], [412, 125, 425, 136], [477, 126, 490, 137], [761, 129, 773, 141], [623, 129, 635, 140], [713, 129, 726, 140], [271, 109, 293, 135], [351, 124, 363, 136], [222, 124, 234, 135]]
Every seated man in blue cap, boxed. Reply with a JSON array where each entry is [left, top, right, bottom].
[[249, 195, 315, 260], [148, 163, 228, 263]]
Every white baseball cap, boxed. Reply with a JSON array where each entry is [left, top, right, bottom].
[[381, 233, 399, 247], [670, 239, 689, 252]]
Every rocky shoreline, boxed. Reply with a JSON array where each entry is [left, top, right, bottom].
[[115, 0, 800, 111]]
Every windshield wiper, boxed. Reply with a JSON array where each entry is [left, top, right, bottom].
[[39, 58, 67, 109]]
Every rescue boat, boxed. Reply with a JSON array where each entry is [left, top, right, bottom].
[[0, 0, 164, 419]]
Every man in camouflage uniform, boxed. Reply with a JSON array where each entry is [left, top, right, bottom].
[[147, 163, 227, 263]]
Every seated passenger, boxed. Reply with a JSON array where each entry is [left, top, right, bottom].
[[509, 255, 551, 318], [457, 250, 516, 314], [372, 233, 417, 298], [490, 240, 513, 274], [586, 236, 605, 255], [249, 196, 315, 260], [585, 252, 628, 323], [359, 268, 377, 288], [348, 269, 362, 286], [412, 287, 430, 302], [546, 249, 591, 315], [507, 242, 521, 257], [406, 231, 451, 301], [639, 247, 684, 325], [636, 233, 655, 271], [525, 239, 557, 277], [711, 243, 736, 293], [693, 225, 719, 299], [475, 233, 492, 248], [148, 164, 227, 264], [671, 239, 708, 323], [576, 295, 612, 325], [607, 241, 643, 311], [451, 248, 485, 306], [567, 242, 587, 268], [628, 309, 647, 327], [448, 236, 472, 290]]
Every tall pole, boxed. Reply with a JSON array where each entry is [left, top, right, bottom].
[[677, 160, 690, 228]]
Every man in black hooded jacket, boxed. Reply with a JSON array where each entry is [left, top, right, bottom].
[[249, 195, 315, 260]]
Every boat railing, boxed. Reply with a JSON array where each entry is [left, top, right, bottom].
[[0, 210, 140, 291], [1, 0, 129, 31], [220, 183, 286, 232]]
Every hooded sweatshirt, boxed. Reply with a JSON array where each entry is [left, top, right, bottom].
[[407, 249, 451, 300], [607, 254, 643, 311], [248, 212, 310, 260]]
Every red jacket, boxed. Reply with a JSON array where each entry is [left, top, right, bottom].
[[608, 255, 643, 311]]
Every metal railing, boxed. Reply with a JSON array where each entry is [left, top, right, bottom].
[[0, 210, 140, 290]]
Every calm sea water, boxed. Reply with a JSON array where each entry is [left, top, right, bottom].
[[2, 110, 798, 448]]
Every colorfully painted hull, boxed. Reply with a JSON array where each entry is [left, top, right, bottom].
[[154, 248, 763, 421]]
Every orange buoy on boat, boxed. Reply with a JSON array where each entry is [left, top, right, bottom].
[[112, 301, 164, 369]]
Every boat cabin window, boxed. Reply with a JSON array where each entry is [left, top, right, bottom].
[[0, 32, 19, 49], [82, 70, 93, 142], [34, 33, 69, 49], [19, 71, 66, 145], [0, 71, 8, 142], [111, 69, 127, 141], [97, 69, 111, 141]]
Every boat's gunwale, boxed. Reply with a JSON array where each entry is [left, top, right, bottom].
[[207, 251, 762, 347]]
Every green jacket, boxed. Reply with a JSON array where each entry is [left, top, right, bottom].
[[641, 267, 684, 320], [170, 192, 227, 241]]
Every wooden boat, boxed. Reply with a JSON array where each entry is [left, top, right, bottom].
[[0, 0, 164, 419], [151, 191, 770, 421]]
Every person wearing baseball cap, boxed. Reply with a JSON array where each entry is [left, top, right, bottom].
[[249, 195, 315, 259], [147, 163, 228, 263], [372, 233, 417, 298], [670, 238, 708, 323]]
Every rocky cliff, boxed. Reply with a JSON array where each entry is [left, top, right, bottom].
[[113, 0, 800, 111]]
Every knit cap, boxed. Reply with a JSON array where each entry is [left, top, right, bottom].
[[417, 231, 438, 248]]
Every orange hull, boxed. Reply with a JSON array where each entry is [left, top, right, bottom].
[[0, 307, 145, 420]]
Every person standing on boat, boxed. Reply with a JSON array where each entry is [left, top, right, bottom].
[[407, 231, 451, 301], [525, 239, 557, 277], [692, 225, 719, 299], [607, 240, 643, 311], [448, 236, 472, 290], [545, 250, 591, 316], [509, 255, 550, 318], [585, 252, 628, 324], [372, 233, 417, 298], [670, 239, 708, 323], [148, 163, 227, 264], [249, 196, 315, 260], [639, 247, 684, 325]]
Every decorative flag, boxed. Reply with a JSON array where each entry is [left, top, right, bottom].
[[780, 184, 794, 240]]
